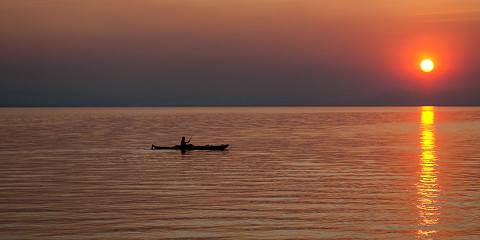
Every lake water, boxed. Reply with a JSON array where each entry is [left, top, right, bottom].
[[0, 107, 479, 239]]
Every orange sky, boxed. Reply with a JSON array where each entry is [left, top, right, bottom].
[[1, 0, 480, 105]]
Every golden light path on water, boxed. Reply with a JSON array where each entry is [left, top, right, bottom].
[[417, 106, 440, 239]]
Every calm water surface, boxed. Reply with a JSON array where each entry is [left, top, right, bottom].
[[0, 107, 479, 239]]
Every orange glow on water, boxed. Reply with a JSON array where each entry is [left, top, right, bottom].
[[421, 107, 435, 124], [417, 106, 440, 238]]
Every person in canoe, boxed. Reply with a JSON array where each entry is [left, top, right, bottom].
[[180, 136, 193, 148]]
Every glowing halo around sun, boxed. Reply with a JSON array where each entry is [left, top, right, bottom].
[[420, 59, 435, 73]]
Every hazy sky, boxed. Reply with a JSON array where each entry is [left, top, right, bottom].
[[1, 0, 480, 106]]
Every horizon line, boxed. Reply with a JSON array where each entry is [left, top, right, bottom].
[[1, 104, 480, 108]]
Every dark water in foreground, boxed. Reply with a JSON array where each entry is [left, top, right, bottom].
[[0, 107, 479, 240]]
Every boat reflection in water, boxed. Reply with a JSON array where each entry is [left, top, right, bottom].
[[416, 106, 440, 239]]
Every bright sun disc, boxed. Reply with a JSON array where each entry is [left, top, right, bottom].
[[420, 59, 435, 73]]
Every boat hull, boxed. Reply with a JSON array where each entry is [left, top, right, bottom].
[[151, 144, 229, 151]]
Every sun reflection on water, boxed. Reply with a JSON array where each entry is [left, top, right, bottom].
[[416, 106, 440, 239]]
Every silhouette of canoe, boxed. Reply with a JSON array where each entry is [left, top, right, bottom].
[[151, 144, 229, 151]]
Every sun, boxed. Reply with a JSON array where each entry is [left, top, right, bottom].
[[420, 59, 435, 73]]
